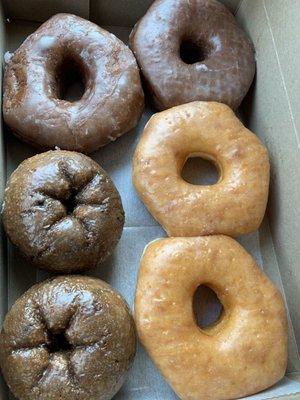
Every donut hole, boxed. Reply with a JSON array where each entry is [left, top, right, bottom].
[[193, 285, 224, 330], [46, 331, 72, 353], [62, 194, 77, 215], [180, 39, 212, 64], [56, 56, 86, 102], [181, 155, 219, 185]]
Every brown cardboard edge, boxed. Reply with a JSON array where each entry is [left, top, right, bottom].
[[0, 0, 7, 334], [236, 0, 300, 367], [4, 0, 242, 26], [90, 0, 241, 26], [1, 1, 300, 399], [0, 4, 8, 398], [3, 0, 89, 23]]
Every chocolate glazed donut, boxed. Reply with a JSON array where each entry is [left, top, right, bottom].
[[3, 13, 144, 153], [130, 0, 255, 110], [2, 150, 124, 272], [0, 276, 136, 400]]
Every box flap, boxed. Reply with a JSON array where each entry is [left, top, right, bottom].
[[0, 7, 8, 400], [90, 0, 241, 27], [3, 0, 89, 22], [236, 0, 300, 362]]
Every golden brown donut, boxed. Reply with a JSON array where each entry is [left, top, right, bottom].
[[135, 236, 288, 400], [133, 102, 270, 237], [130, 0, 255, 110], [0, 275, 136, 400], [2, 150, 124, 272], [3, 13, 144, 153]]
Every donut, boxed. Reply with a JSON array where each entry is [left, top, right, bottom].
[[3, 13, 144, 153], [133, 102, 269, 237], [135, 236, 288, 400], [2, 150, 124, 272], [130, 0, 255, 110], [0, 276, 136, 400]]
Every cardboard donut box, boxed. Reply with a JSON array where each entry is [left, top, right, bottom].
[[0, 0, 299, 399]]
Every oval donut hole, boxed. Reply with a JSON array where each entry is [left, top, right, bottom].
[[46, 331, 72, 353], [180, 38, 212, 65], [181, 156, 219, 185], [193, 285, 224, 330], [56, 55, 86, 102]]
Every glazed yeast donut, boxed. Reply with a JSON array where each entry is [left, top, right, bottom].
[[133, 102, 269, 237], [130, 0, 255, 110], [3, 13, 144, 153], [135, 236, 288, 400], [2, 150, 124, 272], [0, 276, 136, 400]]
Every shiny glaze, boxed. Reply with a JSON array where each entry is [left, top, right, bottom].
[[0, 276, 136, 400], [130, 0, 255, 110], [3, 13, 144, 153], [133, 102, 270, 237], [135, 236, 287, 400], [2, 150, 124, 272]]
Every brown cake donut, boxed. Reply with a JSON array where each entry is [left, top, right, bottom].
[[2, 150, 124, 272], [130, 0, 255, 110], [3, 13, 144, 153], [0, 276, 136, 400]]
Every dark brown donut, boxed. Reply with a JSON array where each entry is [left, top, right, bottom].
[[0, 276, 136, 400], [2, 150, 124, 272], [3, 13, 144, 153], [130, 0, 255, 110]]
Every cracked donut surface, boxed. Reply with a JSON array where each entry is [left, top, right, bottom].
[[3, 13, 144, 153], [130, 0, 255, 110], [2, 150, 124, 272], [0, 276, 136, 400]]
